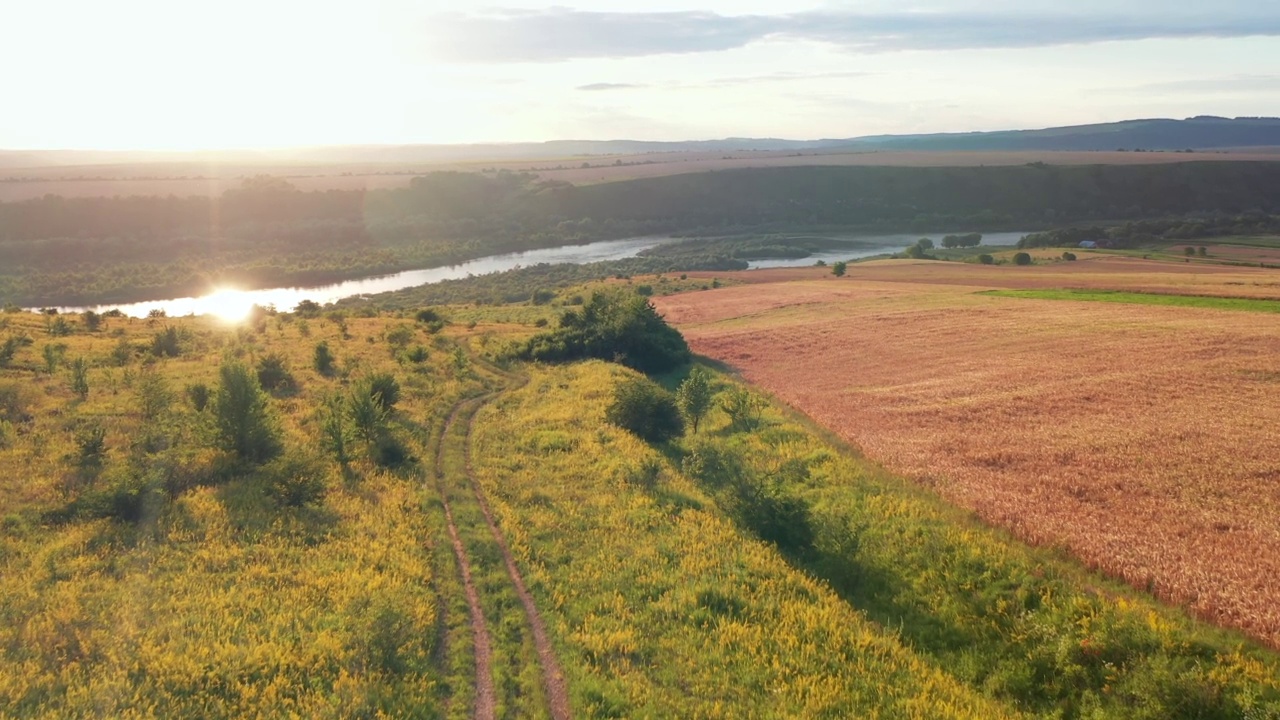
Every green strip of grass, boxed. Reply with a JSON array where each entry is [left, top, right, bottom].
[[983, 288, 1280, 313]]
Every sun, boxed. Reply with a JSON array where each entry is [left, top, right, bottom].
[[197, 287, 256, 323]]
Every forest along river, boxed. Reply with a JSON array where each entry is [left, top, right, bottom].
[[46, 231, 1030, 320]]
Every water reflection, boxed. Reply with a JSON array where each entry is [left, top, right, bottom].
[[44, 231, 1028, 319], [46, 236, 671, 319]]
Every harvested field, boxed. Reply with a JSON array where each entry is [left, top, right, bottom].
[[684, 254, 1280, 299], [656, 258, 1280, 647]]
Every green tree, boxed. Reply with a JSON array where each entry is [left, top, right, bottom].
[[1013, 252, 1033, 266], [136, 369, 172, 421], [606, 377, 685, 444], [978, 254, 995, 265], [213, 360, 280, 463], [42, 342, 67, 373], [69, 357, 90, 400], [676, 366, 714, 434], [313, 341, 336, 376], [831, 261, 848, 277], [367, 372, 401, 412], [320, 394, 354, 465], [916, 238, 935, 251], [721, 386, 765, 432], [1184, 246, 1196, 257], [348, 380, 389, 446]]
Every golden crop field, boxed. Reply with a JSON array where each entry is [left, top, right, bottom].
[[656, 255, 1280, 648]]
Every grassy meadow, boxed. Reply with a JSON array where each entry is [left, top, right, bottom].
[[0, 306, 490, 717]]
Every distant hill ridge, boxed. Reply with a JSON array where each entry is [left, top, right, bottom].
[[3, 116, 1279, 168]]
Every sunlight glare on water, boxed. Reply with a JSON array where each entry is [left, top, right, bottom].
[[200, 288, 257, 323]]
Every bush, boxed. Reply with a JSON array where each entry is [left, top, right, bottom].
[[69, 357, 90, 399], [721, 386, 765, 432], [1013, 252, 1033, 266], [1062, 251, 1077, 261], [978, 254, 995, 265], [262, 452, 328, 508], [256, 353, 296, 393], [0, 381, 33, 423], [734, 481, 815, 555], [313, 341, 335, 375], [213, 360, 280, 463], [831, 261, 847, 277], [605, 377, 685, 444], [1184, 246, 1197, 256], [515, 291, 690, 374], [74, 423, 107, 468], [185, 382, 210, 412], [367, 372, 401, 412], [136, 369, 172, 420], [150, 326, 183, 357], [348, 381, 389, 446]]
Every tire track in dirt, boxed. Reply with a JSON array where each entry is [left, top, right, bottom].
[[464, 371, 572, 720], [435, 397, 496, 720]]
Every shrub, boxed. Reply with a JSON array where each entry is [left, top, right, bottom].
[[262, 452, 328, 508], [1062, 252, 1077, 261], [74, 423, 107, 468], [348, 380, 389, 446], [213, 360, 280, 463], [1013, 252, 1033, 266], [516, 291, 690, 375], [605, 377, 685, 444], [1197, 246, 1208, 257], [185, 382, 210, 412], [0, 381, 33, 423], [1184, 246, 1196, 256], [46, 316, 73, 337], [414, 308, 442, 324], [320, 394, 354, 465], [978, 254, 995, 265], [721, 386, 766, 432], [831, 261, 847, 277], [313, 341, 336, 375], [294, 299, 322, 317], [256, 353, 295, 393], [531, 289, 556, 305], [367, 372, 401, 412], [403, 345, 429, 363], [136, 369, 173, 420], [385, 324, 415, 349], [150, 325, 183, 357], [81, 310, 102, 332], [635, 285, 654, 297], [69, 357, 90, 400], [42, 343, 67, 373], [111, 337, 135, 366], [734, 480, 815, 555]]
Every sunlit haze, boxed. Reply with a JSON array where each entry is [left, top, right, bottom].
[[4, 0, 1280, 149]]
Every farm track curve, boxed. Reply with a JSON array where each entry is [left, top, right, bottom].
[[434, 359, 571, 719]]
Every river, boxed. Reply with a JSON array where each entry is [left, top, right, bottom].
[[45, 231, 1028, 320]]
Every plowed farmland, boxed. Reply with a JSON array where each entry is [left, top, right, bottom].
[[655, 256, 1280, 647]]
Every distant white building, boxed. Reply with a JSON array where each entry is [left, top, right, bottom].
[[1078, 240, 1098, 249]]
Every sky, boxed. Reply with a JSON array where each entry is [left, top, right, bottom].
[[3, 0, 1279, 149]]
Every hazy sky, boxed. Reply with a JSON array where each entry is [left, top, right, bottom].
[[4, 0, 1279, 149]]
